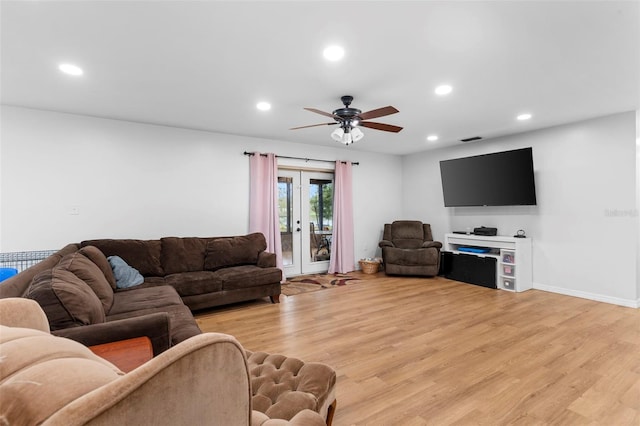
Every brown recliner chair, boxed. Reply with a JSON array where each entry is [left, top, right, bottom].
[[378, 221, 443, 277]]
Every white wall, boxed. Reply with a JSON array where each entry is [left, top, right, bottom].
[[403, 112, 638, 307], [0, 106, 403, 263], [637, 110, 640, 304]]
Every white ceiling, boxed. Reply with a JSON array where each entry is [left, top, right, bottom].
[[1, 1, 638, 155]]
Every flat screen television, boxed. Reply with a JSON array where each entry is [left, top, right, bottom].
[[439, 147, 537, 207]]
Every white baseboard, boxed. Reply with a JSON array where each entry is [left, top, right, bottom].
[[533, 282, 639, 309]]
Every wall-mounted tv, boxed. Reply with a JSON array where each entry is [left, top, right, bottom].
[[439, 147, 537, 207]]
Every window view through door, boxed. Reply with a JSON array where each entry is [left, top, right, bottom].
[[278, 170, 333, 276], [309, 177, 333, 262], [279, 175, 295, 267]]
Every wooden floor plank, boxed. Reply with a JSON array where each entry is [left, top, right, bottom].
[[195, 273, 640, 425]]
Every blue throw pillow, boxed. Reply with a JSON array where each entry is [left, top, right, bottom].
[[107, 256, 144, 289]]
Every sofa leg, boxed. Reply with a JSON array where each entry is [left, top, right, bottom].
[[326, 399, 337, 426], [270, 294, 280, 303]]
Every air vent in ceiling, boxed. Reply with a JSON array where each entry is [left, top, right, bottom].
[[460, 136, 483, 142]]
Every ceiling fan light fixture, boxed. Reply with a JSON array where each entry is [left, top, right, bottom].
[[331, 125, 362, 145], [342, 131, 353, 145], [331, 127, 345, 141], [295, 95, 400, 144], [351, 127, 364, 142]]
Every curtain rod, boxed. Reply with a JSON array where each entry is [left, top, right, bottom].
[[243, 151, 359, 166]]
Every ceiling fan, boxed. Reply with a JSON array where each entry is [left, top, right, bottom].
[[290, 95, 402, 145]]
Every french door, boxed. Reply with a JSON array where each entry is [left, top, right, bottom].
[[278, 170, 334, 277]]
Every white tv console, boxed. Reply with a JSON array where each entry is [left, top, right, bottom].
[[443, 233, 532, 292]]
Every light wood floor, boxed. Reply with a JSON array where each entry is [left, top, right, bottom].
[[195, 273, 640, 426]]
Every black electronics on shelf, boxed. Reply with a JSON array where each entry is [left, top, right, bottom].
[[473, 226, 497, 236]]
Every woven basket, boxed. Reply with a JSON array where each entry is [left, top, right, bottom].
[[359, 260, 380, 274]]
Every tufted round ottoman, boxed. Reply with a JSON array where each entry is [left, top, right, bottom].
[[246, 351, 337, 425]]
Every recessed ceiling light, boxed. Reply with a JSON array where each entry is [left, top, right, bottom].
[[323, 45, 345, 61], [434, 85, 452, 96], [427, 135, 439, 142], [58, 63, 83, 76], [256, 102, 271, 111], [517, 113, 532, 121]]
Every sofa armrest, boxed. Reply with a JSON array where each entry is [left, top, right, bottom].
[[46, 333, 253, 426], [378, 239, 395, 248], [52, 312, 171, 355], [0, 298, 50, 332], [422, 241, 443, 249], [258, 251, 277, 268]]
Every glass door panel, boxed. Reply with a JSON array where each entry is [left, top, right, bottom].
[[278, 169, 334, 276], [278, 176, 294, 267], [278, 171, 301, 277], [301, 171, 333, 274], [307, 178, 333, 263]]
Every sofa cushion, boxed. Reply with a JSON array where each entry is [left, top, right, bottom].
[[0, 244, 78, 300], [139, 276, 166, 286], [390, 220, 424, 239], [161, 237, 207, 275], [0, 325, 121, 426], [204, 233, 267, 271], [78, 245, 117, 289], [26, 267, 106, 330], [58, 251, 114, 312], [383, 246, 439, 266], [105, 303, 201, 345], [108, 285, 184, 316], [80, 239, 164, 277], [213, 265, 282, 291], [390, 221, 426, 249], [164, 271, 223, 297]]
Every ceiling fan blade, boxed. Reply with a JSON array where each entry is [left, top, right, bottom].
[[304, 107, 335, 118], [290, 122, 337, 130], [359, 106, 399, 120], [360, 121, 403, 133]]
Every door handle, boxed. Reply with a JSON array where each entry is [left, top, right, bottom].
[[296, 228, 301, 232]]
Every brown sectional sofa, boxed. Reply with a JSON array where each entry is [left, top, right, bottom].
[[0, 233, 282, 354], [80, 233, 282, 310]]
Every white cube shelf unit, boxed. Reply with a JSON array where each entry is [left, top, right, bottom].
[[443, 233, 532, 292]]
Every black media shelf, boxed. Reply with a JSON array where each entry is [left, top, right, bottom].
[[440, 251, 497, 289]]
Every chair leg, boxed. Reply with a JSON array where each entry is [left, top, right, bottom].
[[270, 294, 280, 303], [325, 399, 337, 426]]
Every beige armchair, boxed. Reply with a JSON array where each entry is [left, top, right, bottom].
[[0, 298, 332, 426], [378, 220, 443, 277]]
